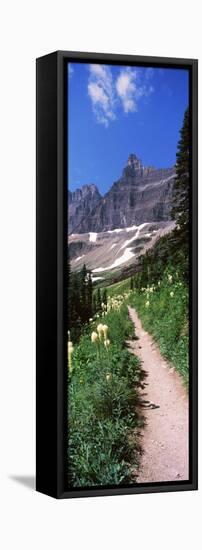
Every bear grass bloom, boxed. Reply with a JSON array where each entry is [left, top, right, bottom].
[[97, 323, 109, 340], [104, 338, 110, 348], [170, 291, 174, 298], [102, 324, 109, 339], [145, 300, 150, 308], [97, 323, 105, 339], [91, 331, 98, 343], [68, 340, 74, 373]]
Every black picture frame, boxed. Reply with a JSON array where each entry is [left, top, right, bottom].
[[36, 50, 198, 499]]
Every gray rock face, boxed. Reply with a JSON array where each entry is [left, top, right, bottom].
[[68, 155, 176, 234], [68, 184, 102, 234]]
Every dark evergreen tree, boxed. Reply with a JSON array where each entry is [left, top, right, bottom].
[[86, 270, 93, 320], [130, 277, 134, 290], [80, 264, 88, 324], [67, 256, 71, 314], [92, 292, 97, 315], [68, 262, 95, 341], [102, 288, 107, 306], [97, 287, 102, 314], [171, 107, 190, 265]]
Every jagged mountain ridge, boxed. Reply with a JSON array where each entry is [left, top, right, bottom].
[[69, 154, 176, 234], [68, 183, 101, 234]]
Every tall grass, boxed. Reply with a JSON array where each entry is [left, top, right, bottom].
[[68, 304, 145, 488], [106, 278, 131, 297], [129, 267, 189, 386]]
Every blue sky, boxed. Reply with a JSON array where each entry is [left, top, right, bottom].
[[68, 62, 189, 195]]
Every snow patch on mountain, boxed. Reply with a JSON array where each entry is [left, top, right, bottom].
[[75, 255, 85, 262], [89, 232, 97, 242], [93, 247, 135, 272], [107, 228, 124, 234], [120, 223, 149, 250]]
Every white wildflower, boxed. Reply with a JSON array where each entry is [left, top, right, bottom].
[[97, 323, 104, 339], [91, 331, 98, 343], [102, 324, 109, 339], [104, 339, 110, 349], [68, 340, 74, 373]]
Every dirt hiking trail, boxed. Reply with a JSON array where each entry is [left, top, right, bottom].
[[128, 306, 189, 483]]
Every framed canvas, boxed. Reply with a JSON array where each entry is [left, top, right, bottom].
[[36, 51, 198, 499]]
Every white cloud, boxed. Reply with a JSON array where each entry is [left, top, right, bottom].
[[116, 68, 153, 113], [88, 64, 154, 126], [116, 69, 138, 112], [88, 64, 116, 127]]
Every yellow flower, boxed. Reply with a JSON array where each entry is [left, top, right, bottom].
[[91, 331, 98, 343]]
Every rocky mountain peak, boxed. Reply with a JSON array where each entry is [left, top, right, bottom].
[[122, 153, 143, 178], [69, 183, 100, 202], [68, 183, 102, 234], [68, 155, 176, 234]]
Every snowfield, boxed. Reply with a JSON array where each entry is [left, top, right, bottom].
[[69, 221, 175, 275], [93, 247, 135, 272], [75, 255, 85, 262], [89, 232, 97, 242], [91, 276, 104, 282]]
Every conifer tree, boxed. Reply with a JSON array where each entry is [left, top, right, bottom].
[[171, 107, 190, 261], [67, 257, 71, 329], [86, 270, 93, 320], [97, 287, 102, 314], [80, 264, 88, 324], [102, 288, 107, 306], [92, 292, 97, 315]]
